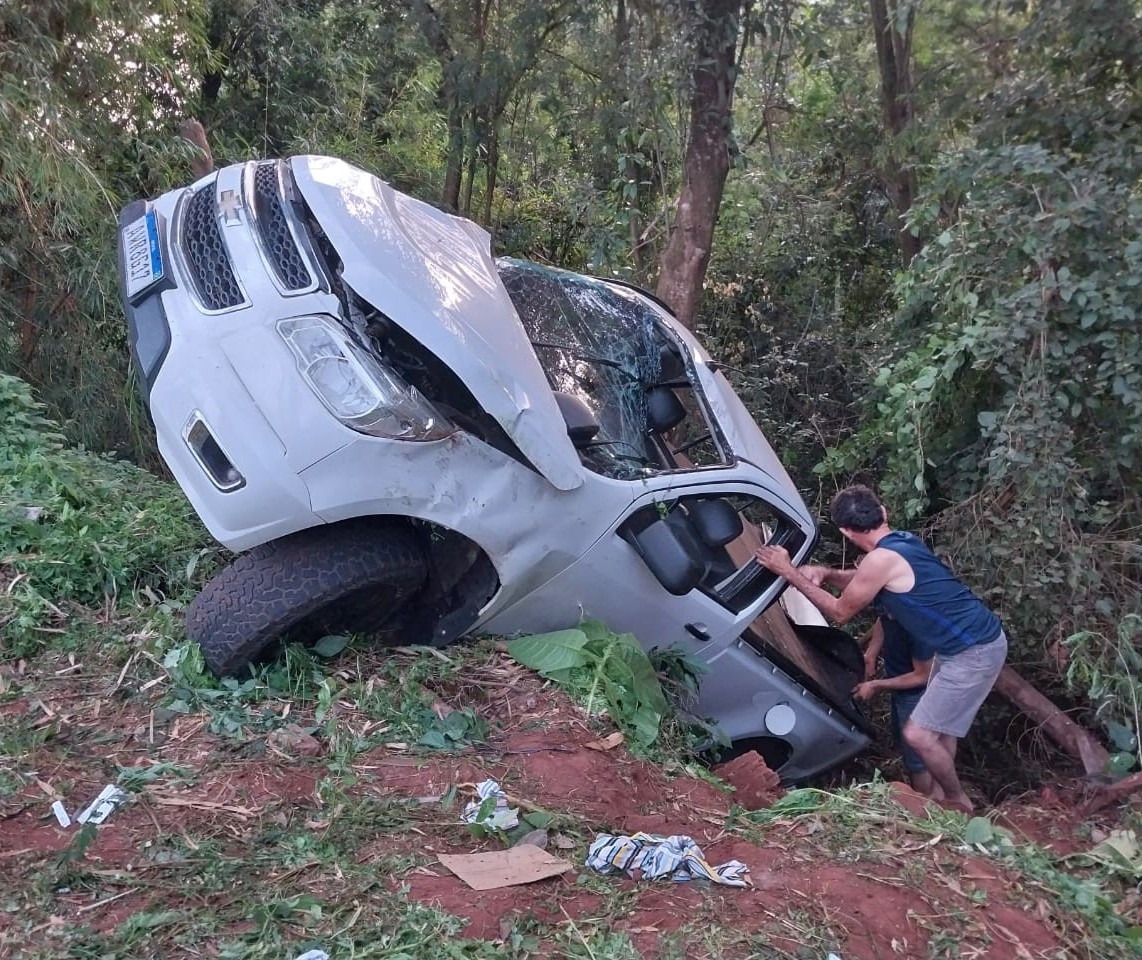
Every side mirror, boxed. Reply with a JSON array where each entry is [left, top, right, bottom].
[[646, 386, 686, 433], [553, 391, 601, 448], [687, 498, 743, 547]]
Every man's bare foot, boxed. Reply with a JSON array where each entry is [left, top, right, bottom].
[[937, 794, 973, 814]]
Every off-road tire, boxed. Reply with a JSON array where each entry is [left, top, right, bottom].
[[188, 519, 427, 677]]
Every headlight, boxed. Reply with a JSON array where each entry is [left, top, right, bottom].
[[277, 315, 454, 441]]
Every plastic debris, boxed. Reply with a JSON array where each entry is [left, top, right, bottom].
[[460, 779, 520, 831], [587, 832, 750, 887], [76, 785, 130, 825], [292, 951, 330, 960], [50, 800, 71, 828]]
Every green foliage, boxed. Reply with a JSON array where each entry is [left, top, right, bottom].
[[416, 706, 488, 751], [820, 0, 1142, 658], [1066, 615, 1142, 778], [506, 620, 669, 747], [0, 374, 213, 656], [0, 0, 208, 458]]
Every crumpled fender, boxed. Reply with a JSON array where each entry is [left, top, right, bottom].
[[290, 156, 584, 491]]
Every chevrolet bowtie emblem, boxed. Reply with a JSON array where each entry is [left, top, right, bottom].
[[219, 189, 242, 223]]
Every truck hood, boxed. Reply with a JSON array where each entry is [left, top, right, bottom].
[[289, 155, 584, 492]]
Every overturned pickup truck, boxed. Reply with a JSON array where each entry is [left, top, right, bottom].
[[116, 155, 870, 780]]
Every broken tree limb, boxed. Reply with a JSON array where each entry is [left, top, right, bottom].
[[991, 665, 1109, 776], [178, 119, 214, 177], [1078, 771, 1142, 816]]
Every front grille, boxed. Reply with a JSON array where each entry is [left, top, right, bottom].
[[182, 188, 243, 310], [252, 162, 311, 290]]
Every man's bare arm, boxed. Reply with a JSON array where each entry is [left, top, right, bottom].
[[754, 546, 897, 624], [864, 618, 885, 681], [822, 568, 858, 588], [853, 656, 932, 701]]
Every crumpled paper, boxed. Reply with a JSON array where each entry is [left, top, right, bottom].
[[586, 832, 750, 887], [460, 778, 520, 831]]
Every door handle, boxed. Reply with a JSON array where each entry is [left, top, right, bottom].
[[685, 621, 711, 642]]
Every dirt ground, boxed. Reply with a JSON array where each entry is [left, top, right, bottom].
[[0, 646, 1130, 959]]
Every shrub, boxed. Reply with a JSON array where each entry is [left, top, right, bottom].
[[0, 374, 213, 656]]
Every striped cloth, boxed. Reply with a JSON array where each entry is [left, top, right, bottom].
[[586, 832, 750, 887]]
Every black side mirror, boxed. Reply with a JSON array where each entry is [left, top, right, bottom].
[[552, 391, 601, 448], [646, 386, 686, 433]]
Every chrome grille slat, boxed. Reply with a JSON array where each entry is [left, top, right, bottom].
[[253, 162, 312, 291], [182, 188, 243, 310]]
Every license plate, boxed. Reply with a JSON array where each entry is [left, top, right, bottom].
[[122, 210, 164, 300]]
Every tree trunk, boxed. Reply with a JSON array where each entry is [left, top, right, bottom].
[[461, 109, 479, 216], [655, 0, 748, 330], [991, 666, 1109, 776], [482, 124, 499, 227], [442, 106, 464, 212], [868, 0, 921, 267], [409, 0, 463, 210], [1079, 771, 1142, 816]]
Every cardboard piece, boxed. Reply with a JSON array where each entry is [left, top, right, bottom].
[[585, 731, 624, 752], [438, 846, 573, 891]]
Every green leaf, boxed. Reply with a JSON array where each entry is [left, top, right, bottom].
[[506, 629, 591, 675], [1107, 751, 1138, 778], [311, 634, 350, 658], [1105, 720, 1138, 753], [417, 729, 450, 750], [963, 817, 995, 845], [507, 622, 668, 746]]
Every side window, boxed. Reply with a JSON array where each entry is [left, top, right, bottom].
[[621, 493, 807, 613]]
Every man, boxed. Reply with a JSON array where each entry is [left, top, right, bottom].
[[755, 484, 1007, 813], [855, 615, 940, 799]]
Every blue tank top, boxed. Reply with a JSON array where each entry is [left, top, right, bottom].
[[878, 615, 925, 691], [874, 531, 1002, 659]]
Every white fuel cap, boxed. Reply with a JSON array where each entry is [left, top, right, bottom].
[[765, 704, 796, 736]]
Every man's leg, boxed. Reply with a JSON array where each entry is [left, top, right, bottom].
[[908, 769, 942, 800], [904, 637, 1007, 813], [904, 721, 970, 812], [893, 690, 942, 799]]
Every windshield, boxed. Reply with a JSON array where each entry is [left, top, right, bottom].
[[497, 259, 727, 479]]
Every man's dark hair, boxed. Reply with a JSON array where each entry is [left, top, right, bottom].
[[830, 485, 885, 532]]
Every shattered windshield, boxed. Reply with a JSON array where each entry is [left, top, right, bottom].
[[497, 259, 725, 479]]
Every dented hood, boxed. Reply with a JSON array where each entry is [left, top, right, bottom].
[[290, 156, 584, 491]]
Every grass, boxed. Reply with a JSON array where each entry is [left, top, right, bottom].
[[5, 606, 1141, 960], [4, 376, 1142, 959]]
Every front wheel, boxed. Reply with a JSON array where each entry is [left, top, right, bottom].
[[187, 519, 428, 676]]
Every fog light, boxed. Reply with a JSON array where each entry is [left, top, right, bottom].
[[184, 414, 245, 492]]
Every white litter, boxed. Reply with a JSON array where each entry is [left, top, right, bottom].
[[50, 800, 71, 828], [293, 951, 330, 960], [460, 779, 520, 831], [586, 832, 750, 887], [75, 785, 130, 825]]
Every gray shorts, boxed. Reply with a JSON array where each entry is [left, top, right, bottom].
[[909, 631, 1007, 738]]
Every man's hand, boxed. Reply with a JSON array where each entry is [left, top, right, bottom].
[[853, 680, 881, 702], [754, 545, 795, 577], [799, 564, 831, 586]]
